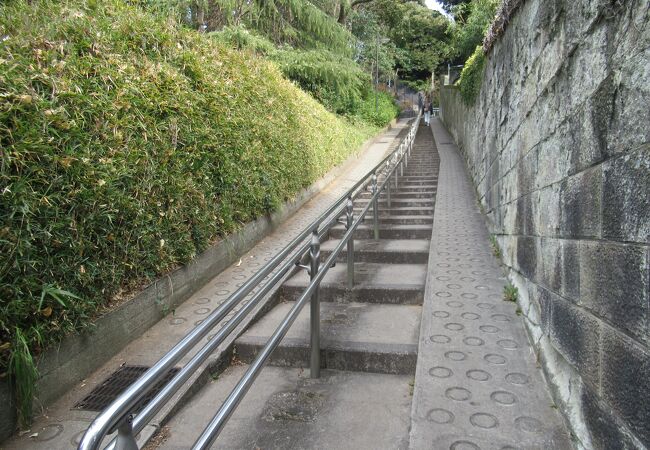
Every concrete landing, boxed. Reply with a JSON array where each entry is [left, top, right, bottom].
[[408, 119, 573, 450], [236, 301, 421, 374], [159, 366, 412, 450], [280, 262, 426, 304]]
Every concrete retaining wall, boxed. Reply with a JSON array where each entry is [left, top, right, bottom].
[[440, 1, 649, 448]]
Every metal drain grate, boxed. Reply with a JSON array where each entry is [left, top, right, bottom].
[[74, 365, 180, 413]]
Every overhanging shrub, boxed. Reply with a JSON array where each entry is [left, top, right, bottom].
[[457, 45, 486, 104]]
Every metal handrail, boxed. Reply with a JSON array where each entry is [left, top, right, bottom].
[[192, 117, 419, 449], [78, 113, 421, 450]]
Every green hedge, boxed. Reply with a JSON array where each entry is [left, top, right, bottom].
[[357, 91, 401, 127], [0, 0, 376, 422], [209, 27, 400, 124]]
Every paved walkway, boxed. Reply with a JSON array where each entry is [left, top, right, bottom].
[[4, 120, 411, 450], [409, 119, 572, 450]]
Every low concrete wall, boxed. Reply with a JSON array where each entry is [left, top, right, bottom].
[[440, 0, 649, 448], [0, 123, 398, 442]]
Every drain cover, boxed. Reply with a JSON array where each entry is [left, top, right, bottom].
[[74, 365, 180, 413]]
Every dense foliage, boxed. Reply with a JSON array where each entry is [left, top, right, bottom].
[[457, 45, 486, 104], [447, 0, 498, 62], [137, 0, 354, 54], [350, 1, 450, 87], [0, 0, 377, 424]]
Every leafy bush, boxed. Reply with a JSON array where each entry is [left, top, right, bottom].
[[209, 25, 278, 56], [357, 91, 400, 127], [0, 0, 376, 417], [272, 48, 371, 115], [448, 0, 499, 62], [209, 27, 399, 125], [457, 45, 486, 104]]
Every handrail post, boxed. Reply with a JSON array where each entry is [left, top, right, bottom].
[[394, 158, 399, 191], [309, 228, 321, 379], [114, 416, 138, 450], [386, 176, 391, 208], [346, 197, 354, 289], [371, 173, 379, 240]]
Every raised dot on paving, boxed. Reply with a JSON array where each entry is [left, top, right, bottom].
[[491, 313, 510, 321], [505, 372, 530, 385], [479, 325, 500, 333], [429, 366, 453, 378], [463, 336, 484, 346], [466, 369, 491, 381], [491, 390, 517, 406], [461, 312, 480, 320], [445, 351, 467, 361], [426, 408, 455, 424], [445, 387, 472, 401], [449, 440, 480, 450], [470, 413, 498, 429], [444, 322, 464, 331], [515, 416, 544, 433], [497, 339, 519, 350], [430, 334, 452, 344]]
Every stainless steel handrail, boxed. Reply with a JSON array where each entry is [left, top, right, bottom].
[[78, 113, 421, 450], [191, 123, 415, 448]]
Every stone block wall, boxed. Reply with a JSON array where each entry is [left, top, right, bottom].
[[440, 0, 649, 448]]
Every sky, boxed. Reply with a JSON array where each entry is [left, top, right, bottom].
[[424, 0, 451, 18]]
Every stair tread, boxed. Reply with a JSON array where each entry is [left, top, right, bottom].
[[284, 262, 426, 290], [321, 239, 430, 254], [236, 301, 421, 352], [332, 223, 432, 231]]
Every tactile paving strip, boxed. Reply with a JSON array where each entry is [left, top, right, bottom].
[[409, 119, 572, 450]]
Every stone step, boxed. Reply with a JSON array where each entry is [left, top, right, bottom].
[[321, 239, 430, 264], [388, 185, 437, 191], [357, 191, 436, 199], [235, 302, 421, 374], [354, 206, 434, 216], [329, 223, 432, 239], [158, 366, 413, 450], [341, 214, 433, 225], [280, 262, 426, 304], [354, 198, 434, 208], [396, 179, 437, 184], [398, 175, 437, 180]]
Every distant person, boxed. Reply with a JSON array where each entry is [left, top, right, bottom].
[[424, 97, 431, 126]]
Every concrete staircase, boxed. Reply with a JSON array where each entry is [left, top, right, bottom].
[[158, 123, 440, 449]]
